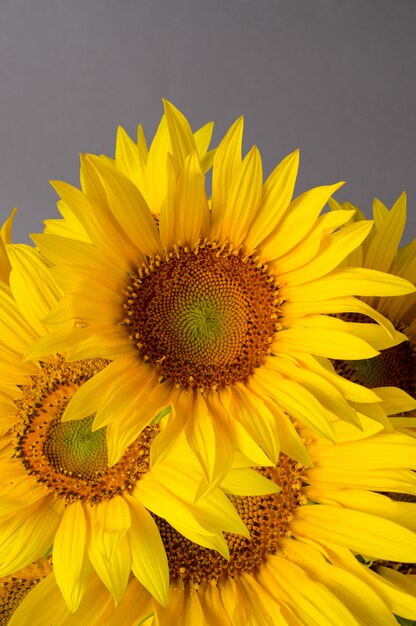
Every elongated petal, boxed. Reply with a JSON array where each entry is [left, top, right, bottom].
[[53, 501, 91, 611], [261, 182, 344, 260], [90, 496, 131, 561], [125, 495, 169, 606], [284, 267, 415, 302], [86, 155, 160, 257], [175, 151, 210, 245], [163, 99, 197, 168], [220, 145, 263, 247], [0, 498, 62, 576], [245, 149, 299, 251], [274, 327, 379, 360], [281, 220, 373, 286], [211, 117, 244, 238], [365, 191, 406, 272], [293, 505, 416, 562], [186, 392, 234, 494]]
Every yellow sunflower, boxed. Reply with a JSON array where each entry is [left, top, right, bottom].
[[31, 100, 415, 491], [10, 415, 416, 626], [0, 243, 274, 612], [329, 193, 416, 422]]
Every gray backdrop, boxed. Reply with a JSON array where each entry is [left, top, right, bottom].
[[1, 0, 415, 245]]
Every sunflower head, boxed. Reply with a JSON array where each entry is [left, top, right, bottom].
[[30, 101, 416, 489]]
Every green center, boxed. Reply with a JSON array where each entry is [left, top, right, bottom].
[[44, 416, 108, 479], [179, 298, 222, 344]]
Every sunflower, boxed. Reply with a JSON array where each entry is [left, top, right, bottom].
[[10, 415, 416, 626], [0, 243, 274, 612], [329, 193, 416, 420], [31, 100, 415, 491]]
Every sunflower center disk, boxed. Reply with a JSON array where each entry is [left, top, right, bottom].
[[123, 243, 281, 390], [15, 358, 157, 503], [155, 455, 306, 585], [44, 417, 108, 480]]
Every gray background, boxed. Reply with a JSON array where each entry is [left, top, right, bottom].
[[0, 0, 415, 245]]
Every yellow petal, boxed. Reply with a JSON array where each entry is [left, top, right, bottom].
[[211, 117, 244, 239], [163, 99, 197, 168], [245, 149, 299, 252], [284, 267, 415, 301], [282, 220, 374, 286], [274, 327, 379, 360], [261, 182, 344, 260], [221, 468, 279, 496], [125, 495, 169, 606], [175, 151, 210, 245], [53, 501, 91, 611], [86, 155, 160, 257], [186, 392, 234, 495], [281, 540, 397, 626], [0, 498, 62, 576], [250, 370, 336, 441], [220, 145, 263, 247], [135, 477, 230, 558], [90, 496, 131, 561], [7, 244, 62, 336], [365, 191, 406, 272], [293, 505, 416, 562]]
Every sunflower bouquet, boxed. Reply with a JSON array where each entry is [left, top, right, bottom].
[[0, 102, 415, 626]]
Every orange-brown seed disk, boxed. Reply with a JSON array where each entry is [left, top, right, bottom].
[[14, 358, 158, 503], [155, 455, 306, 586], [0, 558, 52, 626], [122, 242, 282, 390]]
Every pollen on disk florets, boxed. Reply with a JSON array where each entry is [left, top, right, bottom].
[[332, 313, 416, 399], [122, 241, 282, 391], [154, 454, 306, 586], [14, 357, 158, 503]]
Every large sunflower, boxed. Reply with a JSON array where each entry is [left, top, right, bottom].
[[0, 243, 273, 612], [31, 101, 415, 490], [10, 415, 416, 626], [329, 193, 416, 424]]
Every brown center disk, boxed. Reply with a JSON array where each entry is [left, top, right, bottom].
[[15, 358, 158, 503], [155, 456, 305, 585], [122, 242, 281, 390], [332, 313, 416, 398], [0, 558, 52, 626]]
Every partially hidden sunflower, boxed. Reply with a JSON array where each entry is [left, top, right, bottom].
[[0, 242, 277, 613], [9, 415, 416, 626], [30, 100, 416, 492], [329, 192, 416, 427], [0, 558, 52, 626]]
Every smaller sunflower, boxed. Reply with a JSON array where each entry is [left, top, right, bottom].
[[11, 416, 416, 626], [329, 192, 416, 417], [0, 558, 52, 626], [0, 243, 272, 612]]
